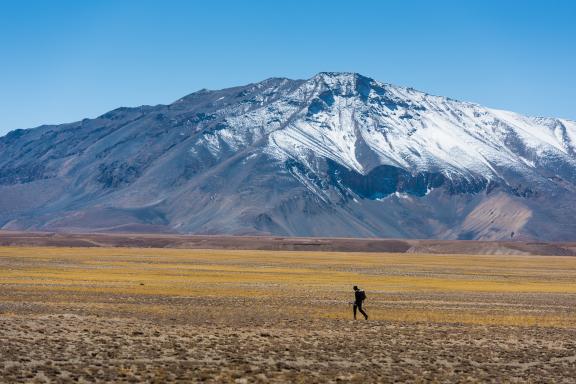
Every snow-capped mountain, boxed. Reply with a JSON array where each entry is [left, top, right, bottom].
[[1, 72, 575, 240]]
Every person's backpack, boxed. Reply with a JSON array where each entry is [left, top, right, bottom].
[[359, 289, 367, 301]]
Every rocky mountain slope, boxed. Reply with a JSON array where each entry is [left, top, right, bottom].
[[1, 72, 575, 240]]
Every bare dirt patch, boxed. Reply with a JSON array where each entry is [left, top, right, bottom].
[[1, 230, 575, 255]]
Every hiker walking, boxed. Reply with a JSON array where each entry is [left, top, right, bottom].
[[352, 285, 368, 320]]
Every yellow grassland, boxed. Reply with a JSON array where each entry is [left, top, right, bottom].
[[1, 246, 575, 327]]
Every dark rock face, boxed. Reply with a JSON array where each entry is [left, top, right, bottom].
[[0, 163, 50, 185], [96, 161, 142, 188], [0, 73, 575, 240], [327, 161, 488, 199]]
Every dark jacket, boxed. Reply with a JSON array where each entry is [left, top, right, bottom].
[[354, 289, 366, 303]]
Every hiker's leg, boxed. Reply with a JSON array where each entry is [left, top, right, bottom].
[[353, 303, 357, 319], [358, 303, 368, 320]]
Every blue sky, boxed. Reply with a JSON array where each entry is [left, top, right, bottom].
[[1, 0, 575, 135]]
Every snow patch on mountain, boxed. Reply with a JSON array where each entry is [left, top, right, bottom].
[[265, 73, 576, 183], [188, 72, 575, 194]]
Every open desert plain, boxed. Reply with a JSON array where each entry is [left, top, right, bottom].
[[0, 239, 575, 383]]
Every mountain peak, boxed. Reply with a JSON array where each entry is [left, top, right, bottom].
[[314, 71, 367, 79], [312, 71, 373, 85], [304, 72, 381, 101]]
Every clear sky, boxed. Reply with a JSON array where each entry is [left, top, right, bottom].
[[1, 0, 575, 136]]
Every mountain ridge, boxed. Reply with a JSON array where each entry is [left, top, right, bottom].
[[1, 72, 575, 240]]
